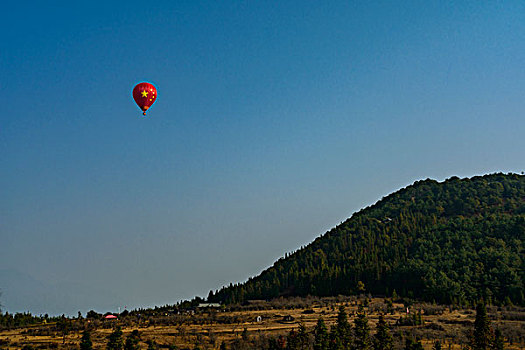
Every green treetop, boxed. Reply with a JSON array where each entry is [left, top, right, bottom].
[[353, 305, 371, 350], [314, 317, 329, 350], [373, 314, 393, 350]]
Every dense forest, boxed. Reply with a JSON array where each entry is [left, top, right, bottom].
[[209, 173, 525, 306]]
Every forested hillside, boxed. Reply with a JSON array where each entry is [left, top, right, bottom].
[[209, 173, 525, 306]]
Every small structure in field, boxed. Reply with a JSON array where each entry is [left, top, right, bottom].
[[279, 315, 295, 324], [198, 303, 221, 308]]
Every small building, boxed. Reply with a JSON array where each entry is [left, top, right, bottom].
[[197, 303, 221, 308], [281, 315, 295, 323]]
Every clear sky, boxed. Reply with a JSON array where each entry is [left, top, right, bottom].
[[1, 1, 524, 315]]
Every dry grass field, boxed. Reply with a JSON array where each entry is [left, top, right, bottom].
[[1, 297, 524, 349]]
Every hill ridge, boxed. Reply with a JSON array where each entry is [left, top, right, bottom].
[[208, 173, 525, 306]]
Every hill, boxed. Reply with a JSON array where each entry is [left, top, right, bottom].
[[209, 173, 525, 306]]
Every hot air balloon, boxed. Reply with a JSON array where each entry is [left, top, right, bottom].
[[132, 82, 157, 116]]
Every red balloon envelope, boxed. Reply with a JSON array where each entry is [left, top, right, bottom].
[[132, 82, 157, 116]]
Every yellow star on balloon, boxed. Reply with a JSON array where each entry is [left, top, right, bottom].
[[141, 90, 148, 97]]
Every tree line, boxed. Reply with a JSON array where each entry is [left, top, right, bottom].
[[0, 311, 63, 329], [74, 302, 504, 350]]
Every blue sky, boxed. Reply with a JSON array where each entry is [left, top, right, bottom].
[[1, 1, 524, 315]]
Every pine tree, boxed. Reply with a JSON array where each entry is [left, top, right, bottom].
[[56, 316, 70, 344], [314, 317, 329, 350], [277, 335, 286, 349], [329, 325, 344, 350], [353, 305, 371, 350], [404, 336, 423, 350], [147, 339, 157, 350], [492, 329, 504, 350], [79, 330, 93, 350], [357, 281, 366, 293], [336, 305, 352, 349], [373, 314, 393, 350], [124, 330, 140, 350], [473, 303, 493, 350], [287, 329, 299, 350], [404, 336, 414, 350], [297, 323, 309, 350], [107, 326, 124, 350]]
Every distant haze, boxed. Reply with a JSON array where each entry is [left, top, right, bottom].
[[1, 1, 524, 315]]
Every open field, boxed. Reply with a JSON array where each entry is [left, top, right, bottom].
[[1, 297, 524, 349]]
